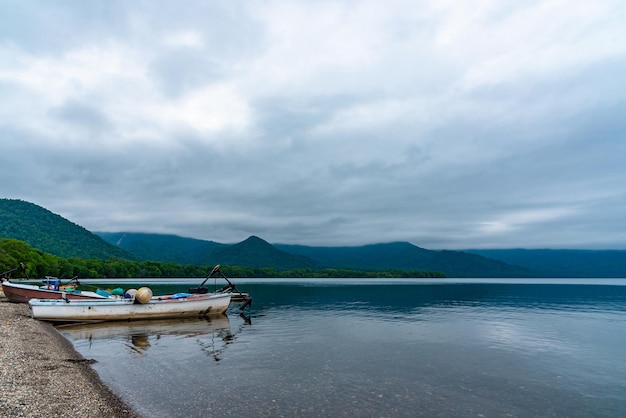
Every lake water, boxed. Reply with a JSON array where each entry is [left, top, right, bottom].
[[58, 278, 626, 417]]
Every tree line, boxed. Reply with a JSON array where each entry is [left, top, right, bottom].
[[0, 238, 445, 280]]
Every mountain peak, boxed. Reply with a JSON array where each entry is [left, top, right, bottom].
[[214, 235, 318, 269], [242, 235, 267, 243]]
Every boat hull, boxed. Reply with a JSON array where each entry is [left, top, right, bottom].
[[1, 281, 108, 304], [29, 293, 232, 323]]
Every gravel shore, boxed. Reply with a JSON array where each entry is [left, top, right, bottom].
[[0, 298, 137, 417]]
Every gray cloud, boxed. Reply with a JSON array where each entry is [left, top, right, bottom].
[[1, 0, 625, 249]]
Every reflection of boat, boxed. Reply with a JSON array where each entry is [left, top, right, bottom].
[[58, 316, 235, 359], [57, 315, 230, 341], [29, 293, 232, 323]]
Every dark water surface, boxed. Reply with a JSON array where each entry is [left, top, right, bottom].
[[59, 279, 626, 417]]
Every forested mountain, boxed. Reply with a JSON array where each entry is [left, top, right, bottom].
[[275, 242, 433, 270], [0, 199, 135, 260], [97, 233, 320, 270], [0, 238, 441, 279], [100, 232, 626, 278], [101, 232, 531, 277], [275, 242, 533, 278], [0, 238, 209, 279], [465, 249, 626, 278], [210, 236, 320, 269], [96, 232, 225, 265]]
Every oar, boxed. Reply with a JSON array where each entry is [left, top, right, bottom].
[[1, 263, 29, 280], [20, 262, 30, 279]]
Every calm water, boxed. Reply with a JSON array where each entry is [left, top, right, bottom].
[[58, 278, 626, 417]]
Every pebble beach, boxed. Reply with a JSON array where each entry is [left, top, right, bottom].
[[0, 298, 136, 417]]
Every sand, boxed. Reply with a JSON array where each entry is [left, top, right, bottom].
[[0, 298, 137, 417]]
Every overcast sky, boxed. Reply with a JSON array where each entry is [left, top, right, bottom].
[[1, 0, 625, 249]]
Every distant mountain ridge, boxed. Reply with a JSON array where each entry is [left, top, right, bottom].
[[3, 198, 626, 277], [96, 232, 320, 270], [97, 232, 532, 277], [97, 234, 626, 278], [96, 232, 225, 265], [274, 242, 532, 277], [465, 249, 626, 278]]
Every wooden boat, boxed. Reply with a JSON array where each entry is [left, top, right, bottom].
[[2, 280, 106, 303], [1, 279, 110, 304], [29, 292, 232, 323], [2, 264, 110, 303]]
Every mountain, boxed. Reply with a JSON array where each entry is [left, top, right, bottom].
[[211, 236, 320, 269], [0, 199, 135, 260], [97, 233, 320, 270], [275, 242, 433, 270], [6, 198, 626, 277], [465, 249, 626, 278], [275, 242, 533, 278], [100, 231, 532, 277], [94, 230, 626, 277], [96, 232, 225, 265]]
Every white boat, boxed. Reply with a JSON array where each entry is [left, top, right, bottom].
[[29, 292, 232, 323]]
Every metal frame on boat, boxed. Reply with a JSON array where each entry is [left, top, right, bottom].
[[189, 264, 252, 308]]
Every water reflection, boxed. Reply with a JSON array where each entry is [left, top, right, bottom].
[[228, 281, 626, 317], [57, 315, 234, 358], [60, 280, 626, 418], [81, 279, 626, 316]]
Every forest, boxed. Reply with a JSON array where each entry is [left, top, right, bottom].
[[0, 238, 445, 280]]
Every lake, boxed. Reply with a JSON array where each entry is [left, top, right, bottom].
[[58, 278, 626, 417]]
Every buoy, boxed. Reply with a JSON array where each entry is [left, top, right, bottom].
[[124, 288, 138, 299], [135, 287, 153, 304]]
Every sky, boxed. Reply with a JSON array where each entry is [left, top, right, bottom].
[[1, 0, 625, 249]]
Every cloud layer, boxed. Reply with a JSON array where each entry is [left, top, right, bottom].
[[2, 0, 625, 248]]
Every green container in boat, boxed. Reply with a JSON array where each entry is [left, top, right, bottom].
[[111, 287, 125, 296]]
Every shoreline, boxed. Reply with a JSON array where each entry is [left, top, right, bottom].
[[0, 298, 136, 417]]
